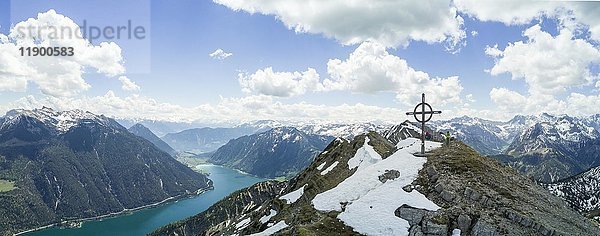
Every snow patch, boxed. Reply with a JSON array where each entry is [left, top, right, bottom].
[[279, 184, 306, 204], [347, 137, 382, 170], [317, 162, 327, 171], [260, 209, 277, 223], [320, 161, 339, 175], [236, 218, 251, 229], [248, 221, 288, 236], [312, 138, 441, 236]]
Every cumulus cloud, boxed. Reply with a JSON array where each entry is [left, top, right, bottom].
[[567, 3, 600, 42], [489, 88, 528, 113], [238, 67, 322, 97], [455, 0, 600, 41], [209, 48, 233, 60], [323, 41, 463, 105], [118, 76, 140, 91], [0, 10, 126, 97], [455, 0, 558, 25], [486, 25, 600, 95], [487, 87, 600, 119], [214, 0, 466, 50], [465, 94, 475, 102]]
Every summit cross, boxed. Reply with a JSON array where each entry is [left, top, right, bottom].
[[406, 93, 442, 156]]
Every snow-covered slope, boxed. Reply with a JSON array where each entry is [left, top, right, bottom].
[[312, 137, 440, 235], [545, 166, 600, 214], [382, 120, 430, 145]]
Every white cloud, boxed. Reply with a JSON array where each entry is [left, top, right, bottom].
[[118, 76, 140, 91], [323, 41, 463, 106], [209, 48, 233, 60], [470, 31, 478, 37], [455, 0, 600, 41], [0, 10, 126, 97], [214, 0, 466, 50], [239, 67, 322, 97], [486, 87, 600, 119], [489, 88, 527, 113], [455, 0, 558, 25], [465, 94, 475, 102], [486, 25, 600, 95], [567, 3, 600, 42], [565, 93, 600, 116]]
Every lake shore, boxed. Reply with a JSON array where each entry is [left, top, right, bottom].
[[15, 185, 214, 236]]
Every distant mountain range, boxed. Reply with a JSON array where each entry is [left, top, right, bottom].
[[128, 123, 177, 156], [121, 113, 600, 183], [153, 130, 599, 236], [161, 126, 260, 154], [208, 127, 334, 178], [152, 120, 386, 154], [431, 114, 600, 183], [0, 108, 211, 235]]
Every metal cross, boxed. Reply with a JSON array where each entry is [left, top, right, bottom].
[[406, 93, 442, 155]]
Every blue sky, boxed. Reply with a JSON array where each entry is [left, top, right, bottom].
[[0, 0, 599, 123]]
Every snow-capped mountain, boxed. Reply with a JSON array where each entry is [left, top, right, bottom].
[[1, 107, 120, 134], [153, 132, 600, 236], [498, 114, 600, 182], [382, 120, 444, 145], [240, 120, 388, 140], [545, 166, 600, 215], [430, 116, 521, 155], [506, 114, 598, 156], [157, 120, 385, 154]]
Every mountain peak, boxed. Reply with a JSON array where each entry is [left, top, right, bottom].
[[128, 123, 177, 156], [3, 107, 115, 134]]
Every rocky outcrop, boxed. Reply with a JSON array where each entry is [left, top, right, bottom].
[[398, 141, 600, 236]]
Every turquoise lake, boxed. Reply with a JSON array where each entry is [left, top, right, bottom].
[[24, 165, 265, 236]]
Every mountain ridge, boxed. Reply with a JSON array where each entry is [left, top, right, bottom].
[[152, 130, 600, 235]]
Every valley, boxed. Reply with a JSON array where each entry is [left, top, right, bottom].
[[23, 165, 264, 236]]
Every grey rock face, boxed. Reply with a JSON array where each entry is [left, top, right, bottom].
[[457, 214, 471, 232], [378, 169, 401, 183], [471, 220, 499, 236], [423, 220, 448, 235], [440, 190, 455, 202], [396, 205, 428, 225]]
